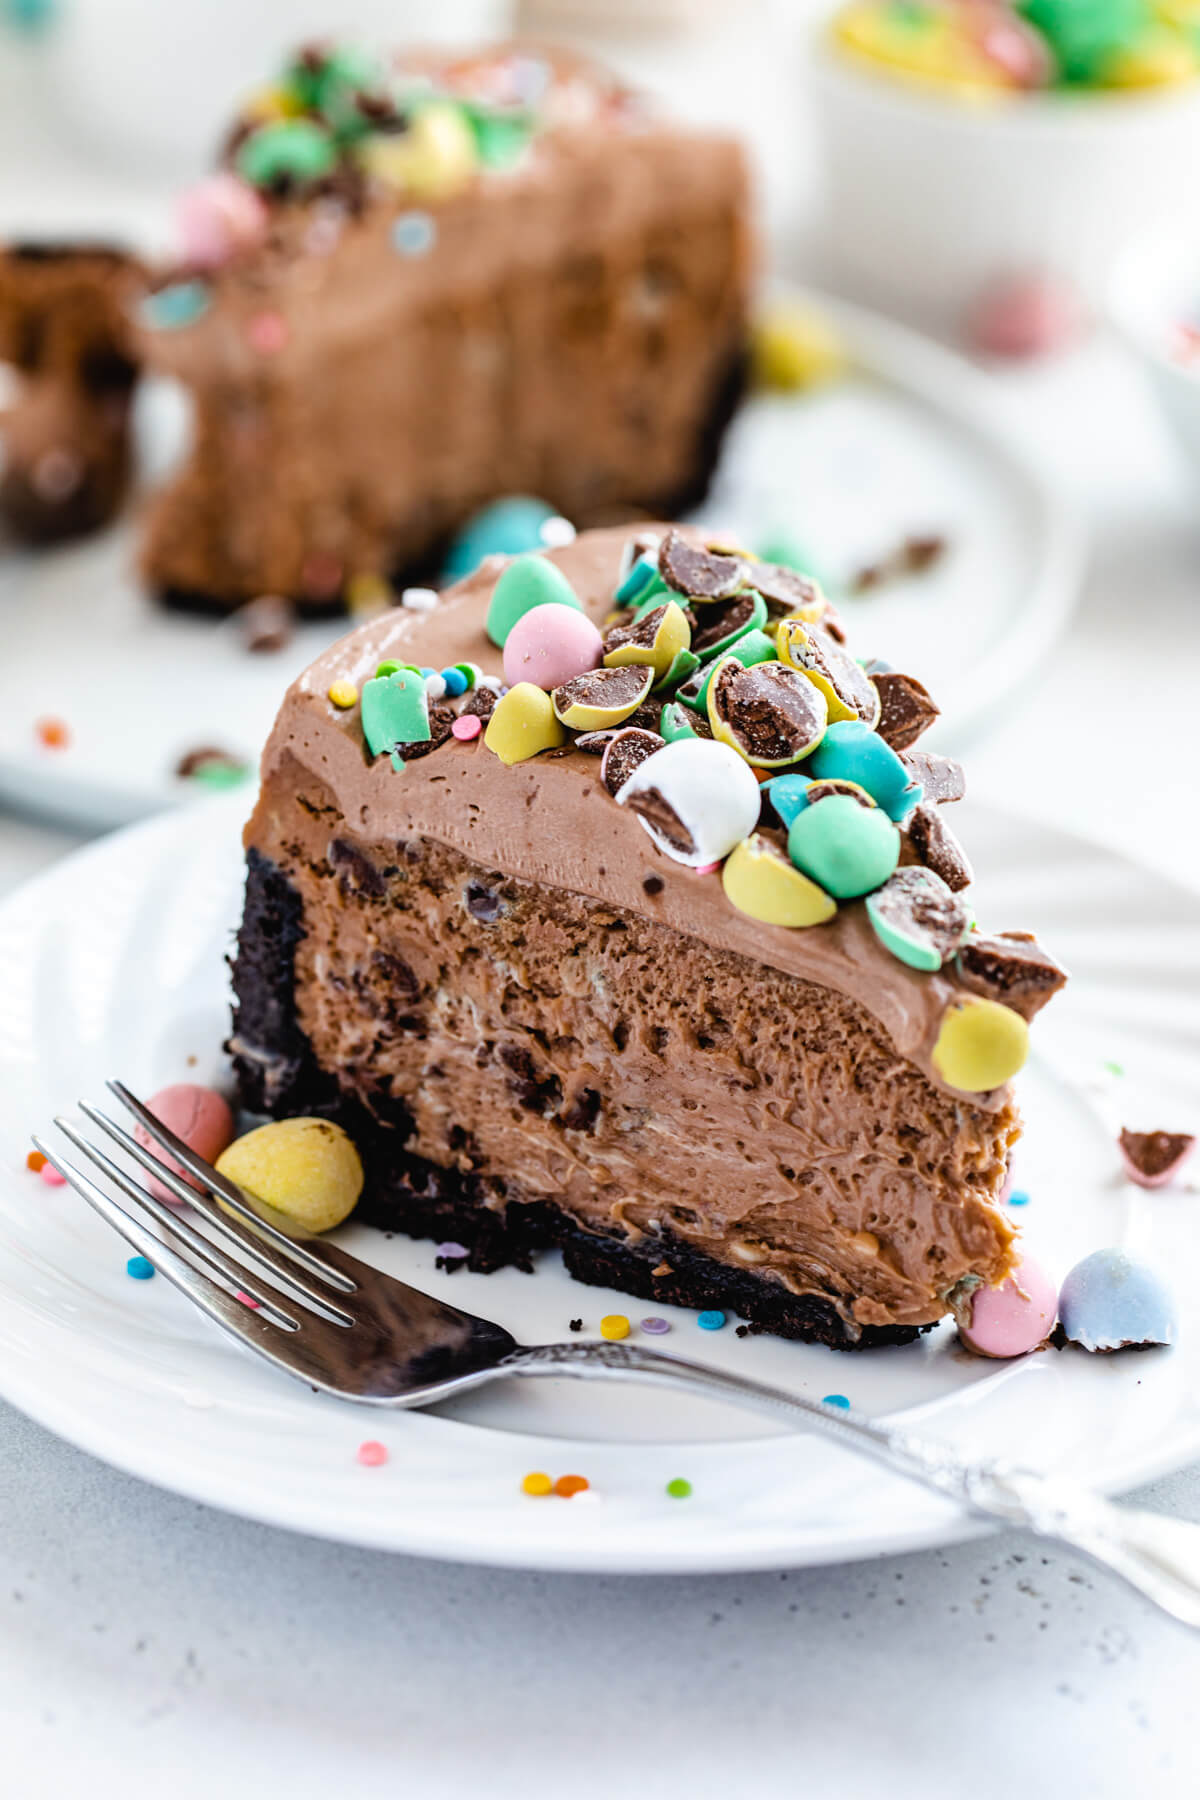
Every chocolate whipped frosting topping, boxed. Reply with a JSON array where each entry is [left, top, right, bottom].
[[253, 525, 1013, 1112]]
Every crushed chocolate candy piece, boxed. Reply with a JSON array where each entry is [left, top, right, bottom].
[[743, 560, 823, 620], [689, 590, 764, 657], [866, 867, 970, 972], [175, 745, 245, 782], [873, 671, 939, 751], [658, 528, 746, 600], [708, 658, 827, 768], [852, 534, 947, 594], [394, 705, 456, 761], [552, 664, 653, 730], [461, 686, 497, 721], [955, 931, 1068, 1019], [574, 728, 616, 754], [1117, 1128, 1196, 1190], [600, 727, 664, 796], [777, 619, 879, 726], [902, 748, 965, 805], [907, 803, 973, 892], [238, 592, 294, 653]]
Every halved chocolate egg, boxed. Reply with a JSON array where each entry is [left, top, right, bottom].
[[552, 664, 654, 731], [776, 618, 881, 728], [707, 657, 828, 768]]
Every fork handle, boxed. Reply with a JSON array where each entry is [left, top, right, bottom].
[[501, 1341, 1200, 1628]]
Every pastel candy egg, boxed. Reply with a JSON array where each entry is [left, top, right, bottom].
[[177, 173, 268, 270], [723, 833, 837, 928], [1058, 1248, 1177, 1352], [707, 657, 827, 768], [615, 549, 669, 609], [787, 793, 899, 899], [487, 554, 584, 649], [866, 866, 971, 972], [776, 618, 881, 728], [443, 498, 563, 582], [1095, 23, 1198, 84], [236, 118, 337, 189], [955, 1253, 1058, 1358], [603, 600, 692, 682], [765, 772, 875, 829], [677, 629, 777, 714], [135, 1083, 235, 1203], [484, 682, 567, 764], [932, 996, 1029, 1093], [688, 587, 768, 661], [215, 1118, 363, 1235], [752, 299, 847, 392], [502, 602, 603, 690], [659, 700, 700, 743], [808, 719, 919, 821], [617, 738, 762, 869], [552, 664, 653, 731], [359, 100, 479, 200]]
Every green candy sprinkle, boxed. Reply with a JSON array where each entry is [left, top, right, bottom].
[[666, 1478, 693, 1500], [375, 660, 402, 679]]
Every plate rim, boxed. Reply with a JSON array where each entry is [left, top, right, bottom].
[[0, 791, 1195, 1571]]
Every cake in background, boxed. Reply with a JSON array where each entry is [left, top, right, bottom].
[[229, 523, 1065, 1347], [0, 243, 141, 543], [134, 41, 753, 614]]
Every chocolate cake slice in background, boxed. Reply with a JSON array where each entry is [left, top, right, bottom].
[[135, 43, 752, 613], [229, 524, 1066, 1348]]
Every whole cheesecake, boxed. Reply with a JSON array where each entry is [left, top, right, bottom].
[[229, 525, 1066, 1347]]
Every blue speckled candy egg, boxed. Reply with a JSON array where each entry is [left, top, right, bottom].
[[443, 498, 570, 583], [1058, 1248, 1177, 1353]]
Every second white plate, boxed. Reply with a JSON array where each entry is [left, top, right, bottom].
[[0, 291, 1080, 830]]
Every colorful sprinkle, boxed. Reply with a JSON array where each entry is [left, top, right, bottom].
[[435, 1241, 468, 1259], [697, 1309, 727, 1331], [1007, 1188, 1031, 1207], [391, 210, 437, 257], [235, 1290, 260, 1309], [522, 1471, 553, 1496], [126, 1256, 156, 1281], [553, 1474, 589, 1498], [139, 279, 210, 331], [539, 515, 576, 549], [401, 587, 439, 613], [356, 1440, 388, 1467], [666, 1477, 693, 1499], [35, 717, 69, 750], [441, 666, 468, 697], [600, 1313, 631, 1340], [451, 714, 482, 742], [39, 1161, 66, 1187], [822, 1393, 851, 1409], [328, 680, 358, 709], [25, 1150, 46, 1173], [640, 1316, 671, 1334], [246, 310, 288, 355], [1103, 1060, 1125, 1078]]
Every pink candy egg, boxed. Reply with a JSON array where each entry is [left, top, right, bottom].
[[135, 1082, 235, 1203], [502, 603, 603, 691], [968, 274, 1085, 360], [177, 174, 268, 271], [957, 1251, 1057, 1358]]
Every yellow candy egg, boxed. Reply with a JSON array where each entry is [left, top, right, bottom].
[[722, 833, 837, 928], [358, 101, 479, 199], [1097, 26, 1198, 87], [603, 600, 692, 683], [484, 682, 566, 764], [752, 300, 847, 392], [832, 2, 1014, 96], [931, 997, 1029, 1094], [215, 1118, 363, 1234]]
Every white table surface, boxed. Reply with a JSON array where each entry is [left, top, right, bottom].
[[2, 14, 1200, 1800]]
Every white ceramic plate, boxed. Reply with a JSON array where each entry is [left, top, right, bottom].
[[0, 792, 1194, 1572], [0, 291, 1080, 831]]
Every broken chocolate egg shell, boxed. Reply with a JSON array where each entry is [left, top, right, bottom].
[[599, 727, 665, 797], [744, 561, 826, 621], [707, 656, 828, 769], [616, 736, 762, 868], [776, 618, 881, 728], [552, 663, 654, 731], [865, 866, 971, 972], [722, 832, 836, 928], [658, 527, 747, 601], [1117, 1128, 1196, 1190], [602, 599, 692, 682], [689, 588, 768, 659]]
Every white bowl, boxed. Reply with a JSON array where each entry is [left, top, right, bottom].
[[811, 48, 1200, 327], [1110, 234, 1200, 479]]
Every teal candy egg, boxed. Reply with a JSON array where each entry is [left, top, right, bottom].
[[762, 772, 813, 829], [485, 553, 583, 649], [787, 794, 899, 899], [444, 498, 567, 583], [808, 720, 918, 821]]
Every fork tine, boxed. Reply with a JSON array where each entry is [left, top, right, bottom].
[[31, 1136, 301, 1344], [52, 1119, 302, 1330], [78, 1103, 356, 1321], [106, 1080, 356, 1294]]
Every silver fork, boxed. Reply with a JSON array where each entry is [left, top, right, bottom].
[[33, 1081, 1200, 1627]]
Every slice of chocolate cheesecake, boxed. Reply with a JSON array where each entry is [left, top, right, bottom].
[[230, 525, 1065, 1347]]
